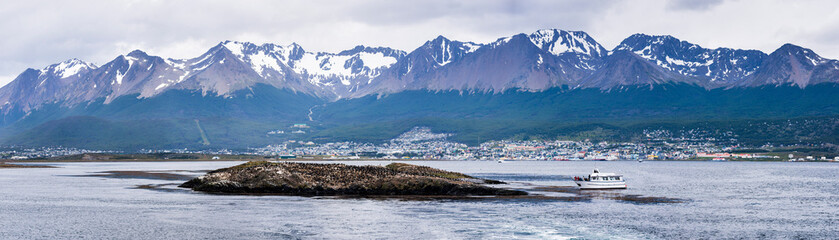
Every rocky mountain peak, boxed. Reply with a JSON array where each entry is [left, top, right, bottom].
[[42, 58, 97, 79], [528, 29, 607, 58]]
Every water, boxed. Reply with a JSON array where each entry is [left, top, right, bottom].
[[1, 161, 837, 239]]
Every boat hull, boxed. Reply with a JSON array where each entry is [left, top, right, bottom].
[[575, 181, 627, 190]]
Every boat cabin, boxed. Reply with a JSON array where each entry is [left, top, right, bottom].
[[574, 169, 624, 182], [589, 175, 622, 181], [574, 169, 627, 189]]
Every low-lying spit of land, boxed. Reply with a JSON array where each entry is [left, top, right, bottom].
[[179, 161, 526, 196], [0, 162, 56, 168]]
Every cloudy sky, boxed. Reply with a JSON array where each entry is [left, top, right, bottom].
[[2, 0, 838, 86]]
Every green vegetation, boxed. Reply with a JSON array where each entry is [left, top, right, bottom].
[[3, 83, 839, 150], [194, 119, 211, 146], [309, 84, 839, 146], [0, 85, 323, 150]]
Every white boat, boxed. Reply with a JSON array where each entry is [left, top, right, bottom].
[[573, 169, 627, 190]]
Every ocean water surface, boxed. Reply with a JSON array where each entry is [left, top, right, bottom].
[[1, 161, 837, 239]]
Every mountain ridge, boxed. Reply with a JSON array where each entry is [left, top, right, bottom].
[[5, 29, 839, 113], [3, 29, 839, 150]]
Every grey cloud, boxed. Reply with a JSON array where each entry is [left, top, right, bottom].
[[0, 0, 837, 87], [666, 0, 725, 11]]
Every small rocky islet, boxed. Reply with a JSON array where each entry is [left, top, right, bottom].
[[179, 161, 526, 196]]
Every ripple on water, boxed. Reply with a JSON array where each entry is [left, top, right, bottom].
[[0, 161, 837, 239]]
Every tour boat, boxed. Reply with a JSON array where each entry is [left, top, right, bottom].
[[573, 169, 627, 190]]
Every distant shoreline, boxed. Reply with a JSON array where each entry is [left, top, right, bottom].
[[4, 152, 837, 163], [0, 162, 57, 168], [6, 158, 835, 164], [9, 158, 446, 163]]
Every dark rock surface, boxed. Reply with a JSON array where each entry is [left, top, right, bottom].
[[179, 161, 526, 196]]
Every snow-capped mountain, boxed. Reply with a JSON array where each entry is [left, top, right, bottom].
[[0, 58, 96, 112], [354, 35, 484, 96], [579, 50, 694, 89], [290, 45, 406, 98], [82, 50, 190, 103], [45, 58, 97, 79], [528, 29, 607, 60], [358, 30, 609, 95], [740, 43, 839, 88], [190, 41, 406, 99], [2, 29, 839, 150], [0, 41, 406, 112], [3, 29, 839, 116], [614, 34, 766, 86]]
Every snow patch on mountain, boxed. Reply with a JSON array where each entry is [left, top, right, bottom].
[[294, 47, 404, 87], [616, 34, 766, 84], [528, 29, 607, 57], [48, 59, 96, 79], [249, 51, 284, 76], [114, 69, 126, 85], [358, 52, 398, 69], [421, 36, 484, 68]]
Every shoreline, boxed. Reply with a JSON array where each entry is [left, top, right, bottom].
[[0, 162, 58, 168], [6, 158, 834, 164], [8, 158, 447, 163]]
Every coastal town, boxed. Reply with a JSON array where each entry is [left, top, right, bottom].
[[250, 127, 837, 162], [3, 127, 837, 162]]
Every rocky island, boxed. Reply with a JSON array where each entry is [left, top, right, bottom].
[[179, 161, 526, 196]]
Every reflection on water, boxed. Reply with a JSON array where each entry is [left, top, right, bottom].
[[1, 160, 837, 239], [75, 170, 196, 181]]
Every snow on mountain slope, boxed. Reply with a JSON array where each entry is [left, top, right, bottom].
[[0, 59, 97, 112], [615, 34, 766, 85], [4, 29, 839, 118], [353, 36, 486, 96], [291, 45, 405, 96], [579, 50, 697, 89], [357, 31, 604, 96], [741, 43, 839, 88], [528, 29, 607, 59], [47, 59, 97, 79], [196, 41, 406, 98]]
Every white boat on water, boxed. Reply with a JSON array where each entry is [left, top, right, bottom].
[[573, 169, 627, 190]]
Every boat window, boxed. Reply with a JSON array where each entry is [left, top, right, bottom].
[[592, 177, 599, 181], [615, 177, 621, 181]]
